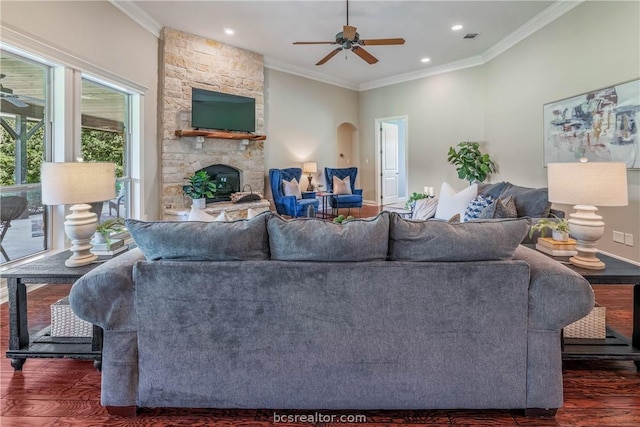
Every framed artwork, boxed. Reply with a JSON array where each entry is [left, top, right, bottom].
[[543, 78, 640, 169]]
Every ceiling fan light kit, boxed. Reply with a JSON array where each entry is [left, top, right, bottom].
[[293, 0, 405, 65]]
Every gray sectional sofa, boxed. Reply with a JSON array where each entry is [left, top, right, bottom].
[[69, 211, 593, 417]]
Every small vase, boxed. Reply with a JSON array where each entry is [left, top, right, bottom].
[[192, 198, 206, 210], [92, 232, 106, 244], [552, 230, 569, 242]]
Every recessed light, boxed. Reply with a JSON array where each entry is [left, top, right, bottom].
[[451, 24, 463, 31], [224, 28, 235, 35], [421, 57, 431, 63]]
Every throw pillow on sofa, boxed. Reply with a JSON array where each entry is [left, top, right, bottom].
[[434, 181, 478, 221], [126, 212, 271, 261], [267, 211, 389, 261], [463, 194, 494, 221], [412, 197, 438, 220], [477, 196, 517, 219], [389, 213, 530, 261]]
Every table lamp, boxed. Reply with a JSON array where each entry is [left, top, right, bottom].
[[41, 162, 116, 267], [547, 161, 628, 270], [302, 161, 317, 191]]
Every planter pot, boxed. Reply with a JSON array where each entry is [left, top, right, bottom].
[[192, 198, 206, 210], [552, 230, 569, 242], [92, 232, 107, 244]]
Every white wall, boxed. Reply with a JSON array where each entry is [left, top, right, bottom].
[[483, 0, 640, 261], [359, 67, 486, 201], [264, 69, 359, 195], [0, 0, 160, 220], [358, 1, 639, 262]]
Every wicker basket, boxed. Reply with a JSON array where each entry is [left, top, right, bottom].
[[51, 297, 93, 337], [563, 303, 606, 339]]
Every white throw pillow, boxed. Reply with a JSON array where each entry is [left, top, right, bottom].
[[434, 182, 478, 221], [213, 211, 229, 222], [282, 177, 302, 199], [333, 175, 352, 195], [412, 197, 438, 220], [187, 206, 216, 222]]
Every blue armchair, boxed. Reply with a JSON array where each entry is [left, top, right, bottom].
[[324, 167, 363, 215], [269, 168, 319, 217]]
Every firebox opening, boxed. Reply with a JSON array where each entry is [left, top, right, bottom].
[[196, 164, 240, 202]]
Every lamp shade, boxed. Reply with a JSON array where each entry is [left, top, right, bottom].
[[547, 162, 628, 207], [302, 162, 317, 174], [41, 162, 116, 205]]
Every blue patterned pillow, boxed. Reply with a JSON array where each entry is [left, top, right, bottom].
[[464, 195, 494, 222]]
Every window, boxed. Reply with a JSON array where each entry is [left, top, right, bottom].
[[0, 45, 141, 265], [81, 78, 131, 221], [0, 51, 51, 263]]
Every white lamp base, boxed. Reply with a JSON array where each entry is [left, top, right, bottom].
[[567, 205, 606, 270], [64, 204, 98, 267]]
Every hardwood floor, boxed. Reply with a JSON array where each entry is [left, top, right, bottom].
[[1, 208, 639, 426]]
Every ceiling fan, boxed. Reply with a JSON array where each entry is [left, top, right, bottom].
[[0, 74, 43, 108], [293, 0, 405, 65]]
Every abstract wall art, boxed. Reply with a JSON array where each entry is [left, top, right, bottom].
[[543, 79, 640, 169]]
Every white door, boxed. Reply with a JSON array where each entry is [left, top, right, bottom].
[[381, 122, 400, 204]]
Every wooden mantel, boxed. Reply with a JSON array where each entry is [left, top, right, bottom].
[[175, 130, 266, 141]]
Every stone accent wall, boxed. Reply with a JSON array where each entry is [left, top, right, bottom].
[[160, 28, 265, 216]]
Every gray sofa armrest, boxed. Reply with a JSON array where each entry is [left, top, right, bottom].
[[69, 248, 145, 330], [514, 245, 594, 330]]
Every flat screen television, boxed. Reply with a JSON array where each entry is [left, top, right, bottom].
[[191, 88, 256, 133]]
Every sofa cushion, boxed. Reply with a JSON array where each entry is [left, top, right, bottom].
[[126, 213, 270, 261], [412, 197, 438, 220], [389, 214, 530, 261], [501, 184, 551, 218], [267, 211, 389, 261], [434, 182, 478, 221]]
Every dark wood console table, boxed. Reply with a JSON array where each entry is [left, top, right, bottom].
[[4, 251, 105, 371], [530, 247, 640, 369]]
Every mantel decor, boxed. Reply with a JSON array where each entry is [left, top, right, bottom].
[[543, 78, 640, 169]]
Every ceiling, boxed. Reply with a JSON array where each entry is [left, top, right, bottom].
[[116, 0, 580, 90]]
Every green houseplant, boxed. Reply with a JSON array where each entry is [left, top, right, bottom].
[[183, 171, 217, 209], [528, 216, 570, 241], [94, 217, 126, 245], [447, 141, 497, 184]]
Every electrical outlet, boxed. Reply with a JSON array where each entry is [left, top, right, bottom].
[[613, 231, 625, 243], [625, 233, 634, 247]]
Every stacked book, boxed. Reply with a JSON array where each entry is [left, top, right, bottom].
[[90, 238, 127, 259], [536, 237, 578, 256]]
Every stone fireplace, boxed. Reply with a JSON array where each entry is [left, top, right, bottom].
[[159, 28, 266, 219]]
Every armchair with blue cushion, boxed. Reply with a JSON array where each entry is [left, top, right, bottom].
[[324, 167, 363, 216], [269, 168, 319, 217]]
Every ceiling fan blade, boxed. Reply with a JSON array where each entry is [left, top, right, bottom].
[[351, 46, 378, 64], [0, 94, 28, 108], [343, 25, 357, 40], [359, 38, 406, 46], [293, 41, 336, 45], [316, 48, 343, 65]]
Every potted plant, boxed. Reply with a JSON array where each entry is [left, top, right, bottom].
[[183, 171, 217, 209], [94, 218, 126, 245], [528, 216, 570, 241], [447, 141, 497, 184]]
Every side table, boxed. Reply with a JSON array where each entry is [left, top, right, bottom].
[[3, 250, 107, 371], [528, 245, 640, 369]]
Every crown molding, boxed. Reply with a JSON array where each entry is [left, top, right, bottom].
[[482, 0, 584, 63], [263, 57, 359, 91], [359, 55, 485, 91], [109, 0, 162, 38]]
